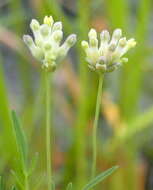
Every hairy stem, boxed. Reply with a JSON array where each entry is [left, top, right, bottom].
[[91, 74, 104, 178]]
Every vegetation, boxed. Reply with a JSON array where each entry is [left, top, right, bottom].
[[0, 0, 153, 189]]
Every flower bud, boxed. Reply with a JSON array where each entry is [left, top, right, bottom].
[[126, 39, 137, 49], [35, 39, 43, 47], [66, 34, 77, 47], [30, 19, 40, 31], [112, 38, 127, 58], [31, 47, 44, 61], [121, 57, 128, 63], [100, 30, 110, 42], [52, 22, 62, 32], [44, 16, 54, 26], [109, 29, 122, 46], [23, 35, 33, 47], [23, 35, 43, 61], [88, 29, 97, 39], [112, 29, 122, 40], [108, 44, 116, 51], [90, 38, 98, 47], [81, 41, 89, 51], [119, 37, 127, 47], [40, 24, 50, 36], [53, 30, 63, 43]]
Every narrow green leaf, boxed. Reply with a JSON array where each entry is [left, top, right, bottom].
[[11, 110, 28, 170], [83, 166, 118, 190], [51, 182, 55, 190], [120, 0, 152, 120], [28, 153, 39, 176], [106, 0, 129, 29], [0, 176, 2, 190], [11, 186, 17, 190], [0, 57, 16, 160], [33, 175, 45, 190], [11, 170, 24, 190], [66, 182, 72, 190], [120, 106, 153, 141]]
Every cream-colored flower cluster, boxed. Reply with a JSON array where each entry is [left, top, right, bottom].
[[23, 16, 77, 71], [81, 28, 136, 73], [23, 16, 136, 73]]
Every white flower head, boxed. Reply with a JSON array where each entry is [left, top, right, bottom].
[[81, 28, 136, 73], [23, 16, 77, 72]]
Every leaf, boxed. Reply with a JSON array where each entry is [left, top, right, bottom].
[[52, 182, 55, 190], [0, 58, 16, 160], [11, 186, 17, 190], [0, 177, 4, 190], [119, 0, 152, 120], [11, 170, 24, 190], [106, 0, 129, 29], [0, 176, 2, 190], [28, 153, 39, 176], [66, 182, 72, 190], [11, 110, 28, 171], [117, 106, 153, 145], [33, 175, 45, 190], [83, 166, 119, 190]]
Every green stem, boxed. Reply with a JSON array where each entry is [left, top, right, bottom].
[[25, 173, 29, 190], [91, 74, 104, 178], [45, 71, 52, 190]]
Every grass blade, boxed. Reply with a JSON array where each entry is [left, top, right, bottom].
[[11, 170, 24, 190], [83, 166, 119, 190], [0, 176, 2, 190], [0, 58, 16, 160], [11, 186, 17, 190], [74, 0, 92, 188], [106, 0, 129, 29], [66, 182, 72, 190], [52, 182, 55, 190], [11, 110, 28, 170], [120, 106, 153, 141], [119, 0, 152, 120], [28, 153, 39, 176]]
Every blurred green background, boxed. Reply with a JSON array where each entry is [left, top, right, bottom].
[[0, 0, 153, 189]]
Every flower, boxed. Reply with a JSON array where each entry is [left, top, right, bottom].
[[81, 28, 136, 73], [23, 16, 77, 72]]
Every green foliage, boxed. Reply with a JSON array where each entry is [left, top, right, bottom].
[[11, 111, 40, 189], [10, 186, 18, 190], [51, 182, 56, 190], [0, 177, 2, 190], [0, 58, 17, 160], [120, 0, 152, 120], [83, 166, 118, 190], [28, 153, 39, 176], [66, 183, 72, 190], [0, 0, 153, 190], [11, 170, 24, 189], [11, 111, 28, 170]]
